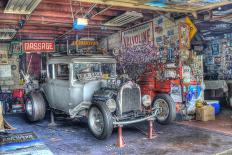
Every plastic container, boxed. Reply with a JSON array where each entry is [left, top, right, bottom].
[[205, 100, 220, 115]]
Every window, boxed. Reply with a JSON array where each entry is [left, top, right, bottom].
[[73, 63, 101, 81], [54, 63, 69, 80], [48, 64, 53, 79], [101, 63, 116, 78]]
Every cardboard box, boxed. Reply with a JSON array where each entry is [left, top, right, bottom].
[[196, 105, 215, 121]]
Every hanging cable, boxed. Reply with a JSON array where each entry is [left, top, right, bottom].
[[56, 2, 97, 40], [70, 0, 74, 23], [83, 4, 97, 18]]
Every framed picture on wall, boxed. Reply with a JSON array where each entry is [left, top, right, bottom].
[[0, 65, 11, 77], [211, 43, 219, 55], [228, 40, 232, 47], [207, 56, 214, 65], [10, 41, 23, 55], [0, 50, 8, 64], [214, 56, 221, 64], [178, 22, 190, 49]]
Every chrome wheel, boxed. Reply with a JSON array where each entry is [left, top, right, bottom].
[[153, 98, 169, 121], [89, 107, 104, 136], [26, 99, 33, 116]]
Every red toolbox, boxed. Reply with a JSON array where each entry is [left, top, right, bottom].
[[12, 89, 24, 98]]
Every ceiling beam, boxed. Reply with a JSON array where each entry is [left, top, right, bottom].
[[32, 9, 110, 21], [18, 29, 115, 35], [40, 0, 157, 14], [15, 32, 108, 40], [196, 1, 232, 12], [73, 0, 194, 13], [0, 13, 105, 24], [73, 0, 232, 13]]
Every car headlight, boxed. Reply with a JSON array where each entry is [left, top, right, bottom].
[[106, 99, 117, 112], [142, 95, 152, 107]]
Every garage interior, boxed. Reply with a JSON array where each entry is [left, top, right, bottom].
[[0, 0, 232, 155]]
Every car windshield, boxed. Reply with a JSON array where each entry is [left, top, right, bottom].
[[101, 63, 116, 79], [73, 63, 116, 81]]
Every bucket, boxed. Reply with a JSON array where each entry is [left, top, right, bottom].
[[205, 100, 220, 115]]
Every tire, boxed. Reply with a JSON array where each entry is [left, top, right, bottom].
[[25, 92, 46, 122], [153, 94, 176, 125], [88, 102, 113, 140], [229, 97, 232, 108]]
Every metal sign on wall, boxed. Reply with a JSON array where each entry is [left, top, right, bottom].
[[71, 40, 98, 46], [0, 50, 8, 64], [121, 21, 154, 47], [22, 40, 55, 53], [178, 22, 190, 49], [185, 17, 197, 40]]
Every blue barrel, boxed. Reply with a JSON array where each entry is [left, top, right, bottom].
[[205, 100, 220, 115]]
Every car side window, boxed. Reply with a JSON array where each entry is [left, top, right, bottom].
[[54, 63, 69, 81], [48, 64, 53, 79]]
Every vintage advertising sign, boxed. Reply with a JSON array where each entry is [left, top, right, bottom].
[[11, 41, 23, 55], [121, 22, 153, 47], [185, 17, 197, 41], [179, 22, 190, 49], [0, 65, 11, 77], [23, 40, 55, 53], [0, 50, 8, 64], [182, 65, 191, 85], [71, 40, 98, 46], [170, 84, 182, 103]]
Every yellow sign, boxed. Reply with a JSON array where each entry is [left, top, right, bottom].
[[185, 17, 197, 40], [72, 40, 98, 46], [102, 74, 109, 80]]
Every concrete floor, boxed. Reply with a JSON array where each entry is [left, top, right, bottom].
[[177, 109, 232, 135], [4, 113, 232, 155]]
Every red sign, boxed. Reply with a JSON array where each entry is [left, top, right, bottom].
[[23, 40, 55, 53], [121, 22, 153, 48]]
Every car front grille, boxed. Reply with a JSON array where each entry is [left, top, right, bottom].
[[121, 86, 141, 114]]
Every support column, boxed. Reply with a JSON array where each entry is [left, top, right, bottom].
[[147, 119, 156, 139]]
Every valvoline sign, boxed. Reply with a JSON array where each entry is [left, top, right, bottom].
[[23, 40, 55, 53], [121, 21, 153, 48]]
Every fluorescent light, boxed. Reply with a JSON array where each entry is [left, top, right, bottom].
[[0, 29, 17, 40], [80, 37, 95, 41], [4, 0, 42, 14], [73, 18, 88, 30], [77, 18, 88, 26], [104, 11, 143, 27]]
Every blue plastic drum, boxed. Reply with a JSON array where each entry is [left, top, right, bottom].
[[205, 100, 220, 115]]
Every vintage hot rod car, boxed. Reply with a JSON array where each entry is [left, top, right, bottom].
[[25, 55, 175, 139]]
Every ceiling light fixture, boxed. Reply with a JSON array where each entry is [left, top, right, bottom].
[[0, 29, 17, 40], [104, 11, 143, 27], [4, 0, 42, 14], [73, 18, 88, 30]]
